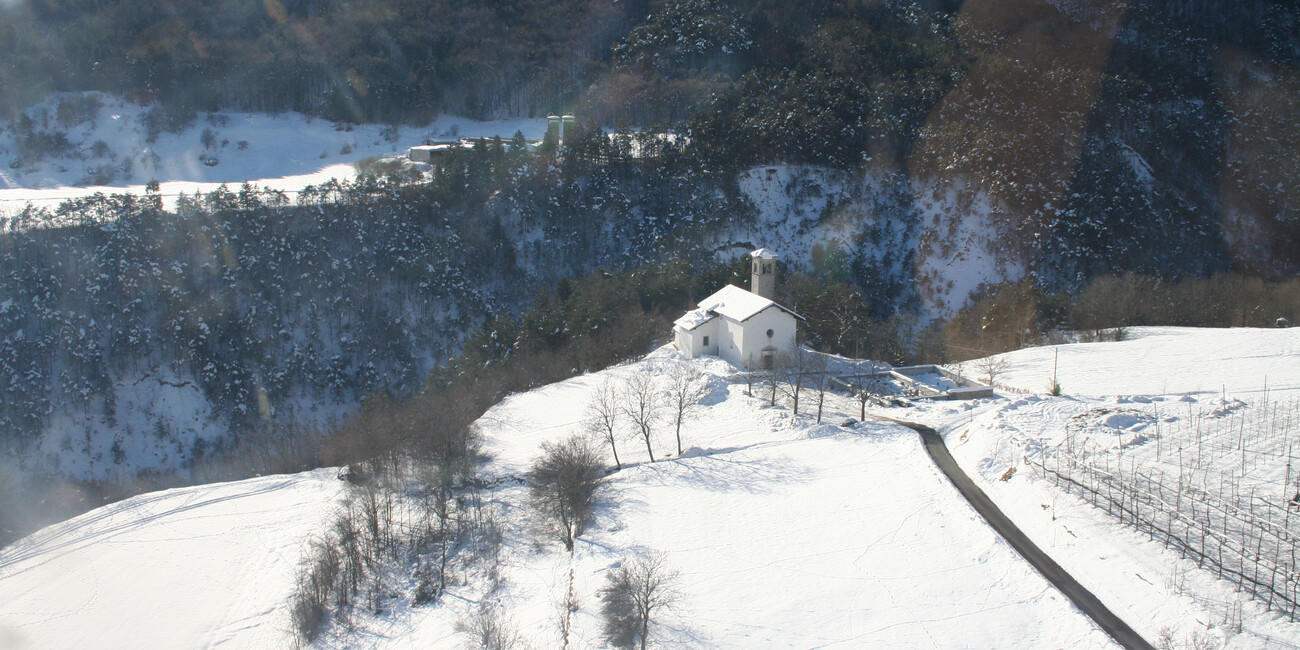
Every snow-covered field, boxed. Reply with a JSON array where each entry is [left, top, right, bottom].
[[0, 469, 344, 648], [4, 327, 1297, 648], [990, 326, 1298, 399], [0, 92, 546, 214], [415, 352, 1113, 648]]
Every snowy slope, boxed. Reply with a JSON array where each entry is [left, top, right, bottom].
[[992, 326, 1299, 399], [0, 469, 344, 649], [912, 327, 1300, 649], [355, 350, 1115, 648]]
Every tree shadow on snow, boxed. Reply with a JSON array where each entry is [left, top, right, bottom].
[[630, 450, 812, 495]]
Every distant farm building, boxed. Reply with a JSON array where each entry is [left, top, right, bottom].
[[408, 142, 462, 164], [674, 248, 801, 369]]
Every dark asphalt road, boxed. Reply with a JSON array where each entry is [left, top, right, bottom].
[[883, 415, 1155, 650]]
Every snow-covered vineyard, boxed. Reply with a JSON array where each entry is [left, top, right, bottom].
[[1, 326, 1299, 648], [1031, 391, 1300, 619]]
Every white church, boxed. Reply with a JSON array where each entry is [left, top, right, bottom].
[[673, 248, 803, 369]]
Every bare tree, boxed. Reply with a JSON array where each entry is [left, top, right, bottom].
[[528, 434, 606, 550], [976, 355, 1008, 386], [808, 352, 831, 423], [600, 551, 682, 650], [456, 604, 529, 650], [762, 357, 782, 407], [584, 378, 624, 469], [622, 372, 663, 462], [777, 347, 815, 415], [853, 360, 889, 420], [666, 364, 709, 455]]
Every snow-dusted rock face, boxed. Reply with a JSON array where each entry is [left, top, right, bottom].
[[715, 164, 1026, 320], [910, 176, 1027, 318]]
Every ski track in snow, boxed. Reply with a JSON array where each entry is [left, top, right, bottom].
[[0, 469, 344, 649]]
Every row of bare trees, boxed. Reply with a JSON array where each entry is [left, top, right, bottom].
[[585, 364, 710, 469], [749, 347, 837, 423], [527, 362, 711, 554], [527, 366, 690, 649]]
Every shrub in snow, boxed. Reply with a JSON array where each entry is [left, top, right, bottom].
[[56, 94, 102, 129], [455, 606, 527, 650], [600, 551, 681, 650], [528, 434, 605, 550], [976, 356, 1008, 386]]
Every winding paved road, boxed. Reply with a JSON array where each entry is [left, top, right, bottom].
[[881, 415, 1155, 650]]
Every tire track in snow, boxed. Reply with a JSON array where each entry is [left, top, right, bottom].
[[0, 479, 297, 577]]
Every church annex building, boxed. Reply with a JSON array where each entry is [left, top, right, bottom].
[[673, 249, 803, 369]]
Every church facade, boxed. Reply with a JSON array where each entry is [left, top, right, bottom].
[[673, 249, 802, 369]]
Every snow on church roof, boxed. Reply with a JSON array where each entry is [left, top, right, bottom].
[[673, 307, 718, 331], [751, 247, 778, 260], [673, 285, 802, 331]]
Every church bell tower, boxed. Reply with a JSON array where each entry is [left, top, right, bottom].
[[750, 248, 777, 299]]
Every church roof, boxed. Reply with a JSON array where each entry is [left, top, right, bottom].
[[673, 307, 718, 331], [750, 247, 779, 260], [673, 285, 803, 331]]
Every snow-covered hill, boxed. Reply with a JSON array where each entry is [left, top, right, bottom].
[[0, 469, 343, 648], [2, 348, 1122, 648], [3, 327, 1298, 647], [439, 351, 1113, 648]]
